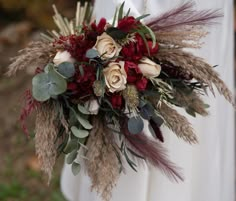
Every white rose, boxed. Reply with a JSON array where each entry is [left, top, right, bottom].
[[94, 32, 121, 60], [138, 57, 161, 78], [85, 99, 100, 115], [103, 61, 127, 93], [53, 50, 75, 65]]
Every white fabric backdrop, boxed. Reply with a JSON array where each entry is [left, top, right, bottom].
[[61, 0, 235, 201]]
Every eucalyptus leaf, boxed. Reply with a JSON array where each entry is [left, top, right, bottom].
[[66, 149, 78, 164], [63, 139, 79, 154], [86, 49, 99, 59], [32, 68, 67, 102], [128, 116, 144, 134], [32, 73, 51, 101], [75, 114, 93, 130], [78, 104, 90, 115], [72, 162, 81, 175], [44, 63, 54, 73], [57, 62, 75, 78], [71, 126, 89, 138]]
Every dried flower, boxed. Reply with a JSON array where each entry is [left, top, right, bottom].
[[122, 85, 139, 109]]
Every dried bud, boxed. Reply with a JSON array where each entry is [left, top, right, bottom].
[[93, 80, 104, 97], [122, 85, 139, 109]]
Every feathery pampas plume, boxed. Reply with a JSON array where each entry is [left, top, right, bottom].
[[157, 102, 198, 144], [174, 90, 209, 116], [35, 102, 59, 183], [147, 1, 222, 31], [85, 118, 120, 201], [122, 118, 183, 182], [6, 41, 57, 76], [155, 49, 235, 107]]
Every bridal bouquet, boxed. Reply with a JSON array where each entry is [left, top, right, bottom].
[[7, 1, 233, 201]]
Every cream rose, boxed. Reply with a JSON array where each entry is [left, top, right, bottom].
[[53, 50, 75, 65], [103, 61, 127, 93], [138, 57, 161, 78], [94, 32, 121, 60]]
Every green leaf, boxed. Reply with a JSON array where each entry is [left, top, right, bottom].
[[106, 27, 127, 40], [71, 126, 89, 138], [151, 114, 164, 127], [32, 73, 50, 101], [135, 14, 150, 21], [125, 8, 131, 17], [186, 108, 196, 117], [63, 139, 79, 154], [112, 7, 118, 26], [72, 162, 81, 175], [86, 49, 99, 58], [75, 114, 93, 130], [32, 68, 67, 102], [128, 116, 144, 134], [44, 63, 54, 73], [57, 62, 75, 78], [66, 149, 77, 164], [118, 1, 125, 20], [48, 70, 67, 96], [143, 25, 156, 48], [124, 149, 137, 172], [78, 104, 90, 115], [79, 65, 84, 76], [137, 30, 150, 56]]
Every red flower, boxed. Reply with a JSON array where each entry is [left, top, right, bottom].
[[145, 41, 159, 55], [110, 93, 124, 109], [118, 16, 138, 33], [121, 34, 144, 61], [124, 61, 148, 91], [67, 65, 96, 99], [90, 18, 107, 34], [135, 77, 148, 91]]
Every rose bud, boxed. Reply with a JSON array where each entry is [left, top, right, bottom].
[[138, 57, 161, 78], [84, 99, 100, 115], [93, 32, 121, 60], [53, 50, 75, 65], [103, 61, 127, 93]]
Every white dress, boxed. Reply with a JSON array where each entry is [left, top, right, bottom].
[[60, 1, 235, 201]]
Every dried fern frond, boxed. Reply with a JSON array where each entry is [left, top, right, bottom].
[[155, 49, 235, 107], [157, 102, 198, 144], [35, 102, 59, 183], [85, 118, 120, 201], [6, 41, 57, 76]]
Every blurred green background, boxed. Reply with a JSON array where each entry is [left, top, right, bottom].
[[0, 1, 91, 201]]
